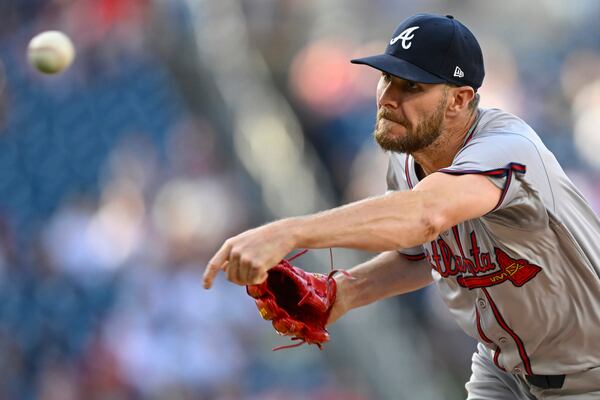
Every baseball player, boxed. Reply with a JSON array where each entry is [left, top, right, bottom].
[[203, 13, 600, 399]]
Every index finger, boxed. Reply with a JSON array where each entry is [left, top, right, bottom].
[[203, 242, 231, 289]]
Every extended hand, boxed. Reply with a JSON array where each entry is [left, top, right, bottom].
[[203, 220, 298, 289]]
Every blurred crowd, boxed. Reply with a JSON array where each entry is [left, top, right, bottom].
[[0, 0, 598, 399]]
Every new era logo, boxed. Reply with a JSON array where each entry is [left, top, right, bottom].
[[454, 66, 464, 78]]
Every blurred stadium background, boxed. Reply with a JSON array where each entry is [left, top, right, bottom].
[[0, 0, 598, 399]]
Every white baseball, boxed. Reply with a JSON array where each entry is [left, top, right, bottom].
[[27, 31, 76, 74]]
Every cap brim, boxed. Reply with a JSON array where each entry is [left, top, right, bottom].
[[351, 54, 446, 84]]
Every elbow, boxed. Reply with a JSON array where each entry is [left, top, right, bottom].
[[419, 211, 447, 243], [401, 193, 449, 248]]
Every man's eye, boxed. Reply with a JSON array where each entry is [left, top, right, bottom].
[[382, 73, 392, 81], [405, 81, 419, 90]]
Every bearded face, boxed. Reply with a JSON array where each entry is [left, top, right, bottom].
[[373, 89, 448, 153]]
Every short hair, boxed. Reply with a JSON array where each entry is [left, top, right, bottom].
[[469, 92, 480, 111]]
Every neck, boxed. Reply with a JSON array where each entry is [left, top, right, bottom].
[[412, 109, 478, 177]]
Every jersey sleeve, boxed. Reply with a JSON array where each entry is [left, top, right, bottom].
[[386, 154, 427, 260], [437, 132, 550, 227]]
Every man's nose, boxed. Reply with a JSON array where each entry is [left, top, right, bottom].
[[378, 82, 399, 109]]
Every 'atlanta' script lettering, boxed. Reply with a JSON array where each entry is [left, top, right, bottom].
[[426, 231, 542, 289]]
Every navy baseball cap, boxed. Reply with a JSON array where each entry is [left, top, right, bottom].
[[351, 14, 485, 89]]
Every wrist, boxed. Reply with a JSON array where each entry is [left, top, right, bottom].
[[328, 272, 353, 325], [277, 216, 306, 249]]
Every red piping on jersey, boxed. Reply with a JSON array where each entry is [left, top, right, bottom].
[[437, 163, 526, 177], [476, 307, 506, 371], [463, 127, 477, 146], [405, 154, 414, 189], [493, 346, 507, 372], [475, 307, 492, 344], [481, 288, 533, 375], [400, 252, 426, 261], [492, 169, 513, 212]]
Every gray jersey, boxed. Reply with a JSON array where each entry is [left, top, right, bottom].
[[387, 108, 600, 376]]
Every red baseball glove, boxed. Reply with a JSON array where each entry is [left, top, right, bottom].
[[246, 249, 349, 350]]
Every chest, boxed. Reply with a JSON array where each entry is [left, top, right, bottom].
[[423, 222, 542, 290]]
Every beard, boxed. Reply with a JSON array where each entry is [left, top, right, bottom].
[[373, 93, 447, 154]]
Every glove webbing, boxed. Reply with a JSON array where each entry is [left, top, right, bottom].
[[272, 248, 353, 351]]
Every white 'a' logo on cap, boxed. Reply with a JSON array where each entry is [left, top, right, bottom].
[[390, 26, 420, 49]]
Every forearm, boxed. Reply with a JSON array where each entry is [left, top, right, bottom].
[[288, 191, 443, 252], [329, 250, 433, 323]]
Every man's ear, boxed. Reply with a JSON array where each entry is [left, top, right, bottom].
[[447, 86, 475, 116]]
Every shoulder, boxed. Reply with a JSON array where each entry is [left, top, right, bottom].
[[455, 108, 549, 167], [476, 108, 536, 133], [471, 108, 544, 147]]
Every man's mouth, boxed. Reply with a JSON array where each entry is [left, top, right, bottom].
[[380, 117, 404, 126]]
